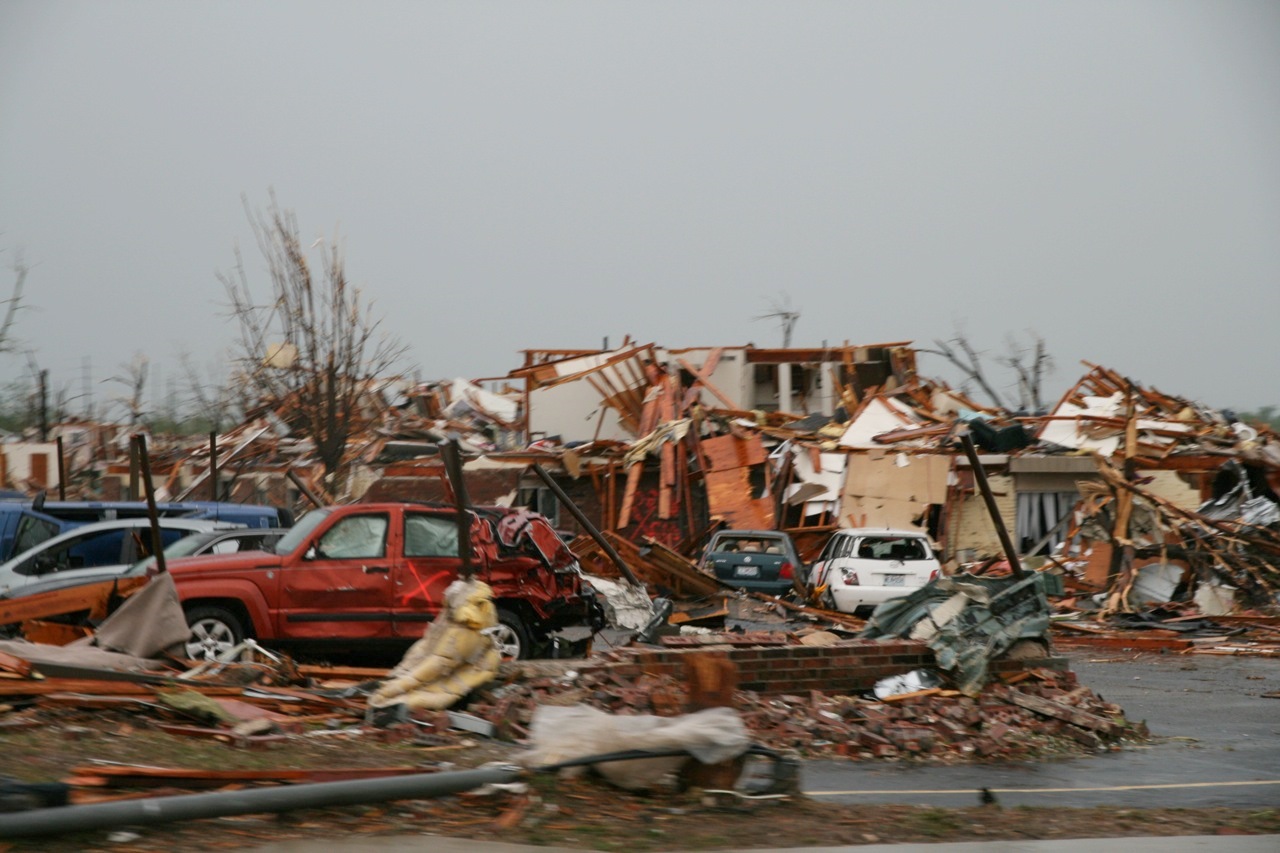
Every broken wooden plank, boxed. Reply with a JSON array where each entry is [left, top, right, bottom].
[[67, 763, 426, 789], [1005, 689, 1121, 736], [880, 687, 943, 703], [675, 357, 737, 410], [0, 649, 34, 678]]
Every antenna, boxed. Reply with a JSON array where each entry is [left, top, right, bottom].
[[753, 293, 801, 348]]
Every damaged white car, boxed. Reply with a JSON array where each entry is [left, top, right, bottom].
[[809, 528, 942, 615]]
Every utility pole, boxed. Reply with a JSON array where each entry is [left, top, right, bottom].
[[38, 369, 48, 441]]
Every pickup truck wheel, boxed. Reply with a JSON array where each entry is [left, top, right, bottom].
[[493, 608, 530, 660], [184, 606, 245, 661]]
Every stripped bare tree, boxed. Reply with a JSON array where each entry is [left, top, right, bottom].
[[106, 352, 150, 426], [219, 193, 406, 491], [998, 332, 1054, 413], [921, 328, 1054, 413], [178, 351, 243, 434], [1, 252, 28, 354]]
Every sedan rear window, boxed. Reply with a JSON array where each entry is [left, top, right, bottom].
[[712, 535, 785, 554], [858, 537, 931, 561]]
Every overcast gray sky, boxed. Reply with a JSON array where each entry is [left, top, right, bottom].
[[2, 0, 1278, 418]]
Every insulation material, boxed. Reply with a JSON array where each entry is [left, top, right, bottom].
[[838, 397, 922, 449], [1038, 393, 1124, 454], [781, 447, 846, 519], [840, 452, 950, 530], [368, 579, 501, 711], [442, 378, 520, 424], [518, 704, 750, 791], [78, 573, 190, 659], [581, 574, 655, 630]]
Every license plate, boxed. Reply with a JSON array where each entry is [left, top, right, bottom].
[[883, 574, 905, 586], [736, 565, 760, 577]]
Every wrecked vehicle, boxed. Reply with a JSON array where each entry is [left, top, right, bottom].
[[0, 498, 289, 561], [0, 518, 244, 600], [141, 527, 289, 562], [809, 528, 942, 614], [698, 529, 805, 596], [166, 502, 601, 661]]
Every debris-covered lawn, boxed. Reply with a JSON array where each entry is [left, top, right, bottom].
[[1, 718, 1277, 853]]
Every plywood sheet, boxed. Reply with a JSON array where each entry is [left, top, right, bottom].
[[841, 452, 951, 530]]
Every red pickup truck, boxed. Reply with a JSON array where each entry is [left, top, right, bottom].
[[166, 502, 600, 661]]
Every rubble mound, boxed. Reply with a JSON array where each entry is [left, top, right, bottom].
[[468, 665, 1148, 763]]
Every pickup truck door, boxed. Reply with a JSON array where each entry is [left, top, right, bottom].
[[391, 510, 463, 639], [278, 510, 394, 640]]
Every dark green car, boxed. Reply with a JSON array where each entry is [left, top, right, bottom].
[[699, 530, 804, 596]]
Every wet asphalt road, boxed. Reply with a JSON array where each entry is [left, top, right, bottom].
[[802, 648, 1280, 809]]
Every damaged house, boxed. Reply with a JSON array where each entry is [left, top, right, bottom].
[[10, 341, 1278, 623]]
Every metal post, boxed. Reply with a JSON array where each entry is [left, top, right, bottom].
[[438, 439, 474, 578], [133, 434, 166, 575], [55, 435, 66, 500], [128, 440, 139, 501], [37, 369, 48, 442], [958, 432, 1025, 578], [209, 430, 219, 501], [532, 463, 642, 587]]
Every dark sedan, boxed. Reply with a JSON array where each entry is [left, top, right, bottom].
[[698, 530, 805, 596]]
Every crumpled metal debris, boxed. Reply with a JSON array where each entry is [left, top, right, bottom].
[[860, 572, 1052, 696]]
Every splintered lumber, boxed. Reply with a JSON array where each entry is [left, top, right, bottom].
[[295, 663, 389, 681], [1050, 633, 1195, 651], [668, 605, 729, 626], [1004, 689, 1121, 736], [0, 680, 243, 698], [617, 461, 644, 529], [0, 576, 148, 625], [150, 723, 291, 747], [0, 650, 34, 678], [67, 764, 426, 789], [745, 591, 867, 631], [675, 357, 736, 410], [571, 532, 721, 599], [880, 688, 943, 703]]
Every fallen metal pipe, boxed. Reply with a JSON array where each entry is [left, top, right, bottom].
[[531, 463, 643, 588], [0, 764, 522, 839]]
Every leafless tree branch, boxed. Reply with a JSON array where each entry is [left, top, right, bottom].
[[0, 252, 29, 355], [919, 330, 1007, 409], [920, 327, 1055, 413], [220, 192, 408, 490]]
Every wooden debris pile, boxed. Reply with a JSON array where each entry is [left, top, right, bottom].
[[1038, 363, 1280, 464], [1065, 459, 1280, 615]]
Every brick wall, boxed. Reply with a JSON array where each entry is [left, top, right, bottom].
[[588, 639, 1067, 696]]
